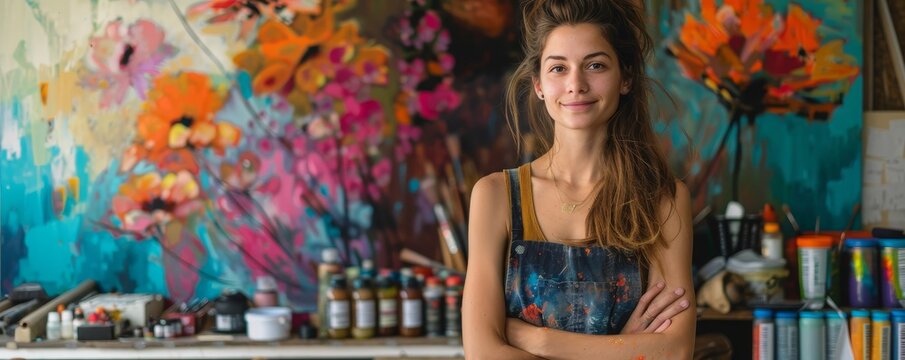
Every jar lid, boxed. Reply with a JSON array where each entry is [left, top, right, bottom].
[[47, 312, 60, 322], [445, 275, 463, 287], [322, 248, 340, 263], [215, 289, 249, 314], [426, 277, 442, 286], [256, 276, 277, 292], [775, 311, 797, 319], [799, 311, 824, 319], [797, 235, 833, 248], [851, 309, 871, 318], [872, 310, 890, 321], [329, 274, 347, 288], [753, 309, 773, 319], [824, 311, 847, 319], [844, 238, 877, 248], [764, 222, 780, 233], [878, 239, 905, 248], [891, 309, 905, 319]]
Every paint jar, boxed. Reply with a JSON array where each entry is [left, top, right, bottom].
[[851, 309, 872, 360], [424, 277, 445, 337], [326, 274, 350, 339], [798, 235, 833, 309], [377, 275, 399, 337], [445, 275, 463, 337], [775, 311, 798, 360], [214, 290, 249, 333], [317, 248, 343, 338], [753, 309, 774, 360], [351, 277, 376, 339], [761, 222, 784, 260], [46, 311, 61, 340], [845, 238, 879, 308], [727, 250, 788, 302], [60, 310, 73, 340], [872, 311, 891, 360], [799, 311, 826, 360], [399, 276, 424, 337], [878, 240, 905, 308], [253, 276, 279, 308], [825, 310, 847, 360]]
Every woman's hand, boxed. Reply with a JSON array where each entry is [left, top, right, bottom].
[[620, 281, 690, 334]]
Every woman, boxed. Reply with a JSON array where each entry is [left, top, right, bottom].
[[462, 0, 695, 359]]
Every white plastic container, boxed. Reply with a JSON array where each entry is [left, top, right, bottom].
[[727, 249, 788, 302], [245, 307, 291, 341]]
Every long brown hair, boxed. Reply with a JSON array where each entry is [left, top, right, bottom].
[[505, 0, 676, 263]]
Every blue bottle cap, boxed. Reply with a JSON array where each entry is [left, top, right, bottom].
[[891, 309, 905, 320], [851, 309, 872, 318], [878, 239, 905, 248], [753, 309, 773, 319], [872, 310, 890, 321], [800, 311, 824, 319], [825, 310, 847, 319], [844, 238, 877, 248], [775, 311, 797, 319]]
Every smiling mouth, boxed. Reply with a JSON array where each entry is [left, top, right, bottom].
[[561, 101, 597, 110]]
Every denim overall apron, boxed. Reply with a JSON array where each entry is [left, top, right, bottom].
[[503, 165, 642, 334]]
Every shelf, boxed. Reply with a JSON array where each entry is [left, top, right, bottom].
[[696, 307, 753, 321]]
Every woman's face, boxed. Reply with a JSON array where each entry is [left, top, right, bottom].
[[534, 23, 629, 131]]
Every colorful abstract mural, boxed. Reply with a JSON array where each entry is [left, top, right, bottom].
[[1, 0, 862, 309], [649, 0, 863, 230], [1, 0, 518, 309]]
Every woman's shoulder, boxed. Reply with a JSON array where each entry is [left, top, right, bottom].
[[472, 172, 509, 200]]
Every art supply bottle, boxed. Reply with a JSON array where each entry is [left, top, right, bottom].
[[351, 277, 376, 339], [872, 311, 891, 360], [892, 309, 905, 360], [318, 248, 343, 338], [326, 274, 350, 339], [399, 276, 423, 337], [798, 235, 833, 309], [377, 275, 398, 337], [60, 310, 73, 340], [253, 275, 279, 307], [424, 277, 445, 337], [753, 309, 774, 360], [775, 311, 798, 360], [761, 222, 784, 260], [799, 311, 826, 360], [878, 240, 905, 308], [46, 311, 61, 340], [845, 238, 879, 308], [72, 307, 85, 340], [851, 309, 873, 360], [445, 275, 463, 337], [825, 311, 847, 360]]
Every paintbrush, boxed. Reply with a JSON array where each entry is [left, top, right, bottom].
[[400, 248, 463, 275], [782, 204, 801, 236], [423, 164, 466, 271], [445, 134, 465, 187]]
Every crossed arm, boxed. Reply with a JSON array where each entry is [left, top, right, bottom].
[[462, 175, 695, 360]]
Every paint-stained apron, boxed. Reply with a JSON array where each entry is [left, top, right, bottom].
[[503, 166, 642, 334]]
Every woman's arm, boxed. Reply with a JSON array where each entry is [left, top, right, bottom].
[[462, 174, 544, 360], [506, 181, 696, 360]]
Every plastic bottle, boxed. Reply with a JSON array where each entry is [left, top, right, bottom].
[[761, 222, 783, 260], [872, 310, 891, 360], [399, 276, 423, 337], [851, 309, 872, 360], [825, 311, 847, 360], [445, 275, 463, 337], [352, 277, 376, 339], [327, 274, 350, 339], [318, 248, 343, 338], [775, 311, 798, 360], [797, 235, 833, 309], [60, 310, 73, 340], [845, 238, 879, 308], [424, 277, 445, 337], [377, 275, 398, 337], [799, 311, 825, 360], [753, 309, 774, 360], [46, 312, 61, 340], [72, 307, 85, 340], [891, 309, 905, 360]]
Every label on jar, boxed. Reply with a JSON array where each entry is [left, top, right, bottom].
[[329, 300, 350, 329], [355, 299, 375, 328], [402, 299, 423, 328], [379, 299, 397, 327]]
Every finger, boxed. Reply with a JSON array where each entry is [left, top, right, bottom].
[[634, 282, 665, 315], [639, 286, 685, 325], [644, 298, 690, 332], [654, 319, 671, 333]]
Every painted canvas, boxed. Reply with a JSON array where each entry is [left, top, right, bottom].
[[649, 0, 863, 231], [1, 0, 519, 309]]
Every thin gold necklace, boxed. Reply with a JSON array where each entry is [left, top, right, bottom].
[[549, 161, 593, 214]]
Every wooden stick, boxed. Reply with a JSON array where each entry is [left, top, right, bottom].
[[15, 280, 97, 342], [879, 0, 905, 103]]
